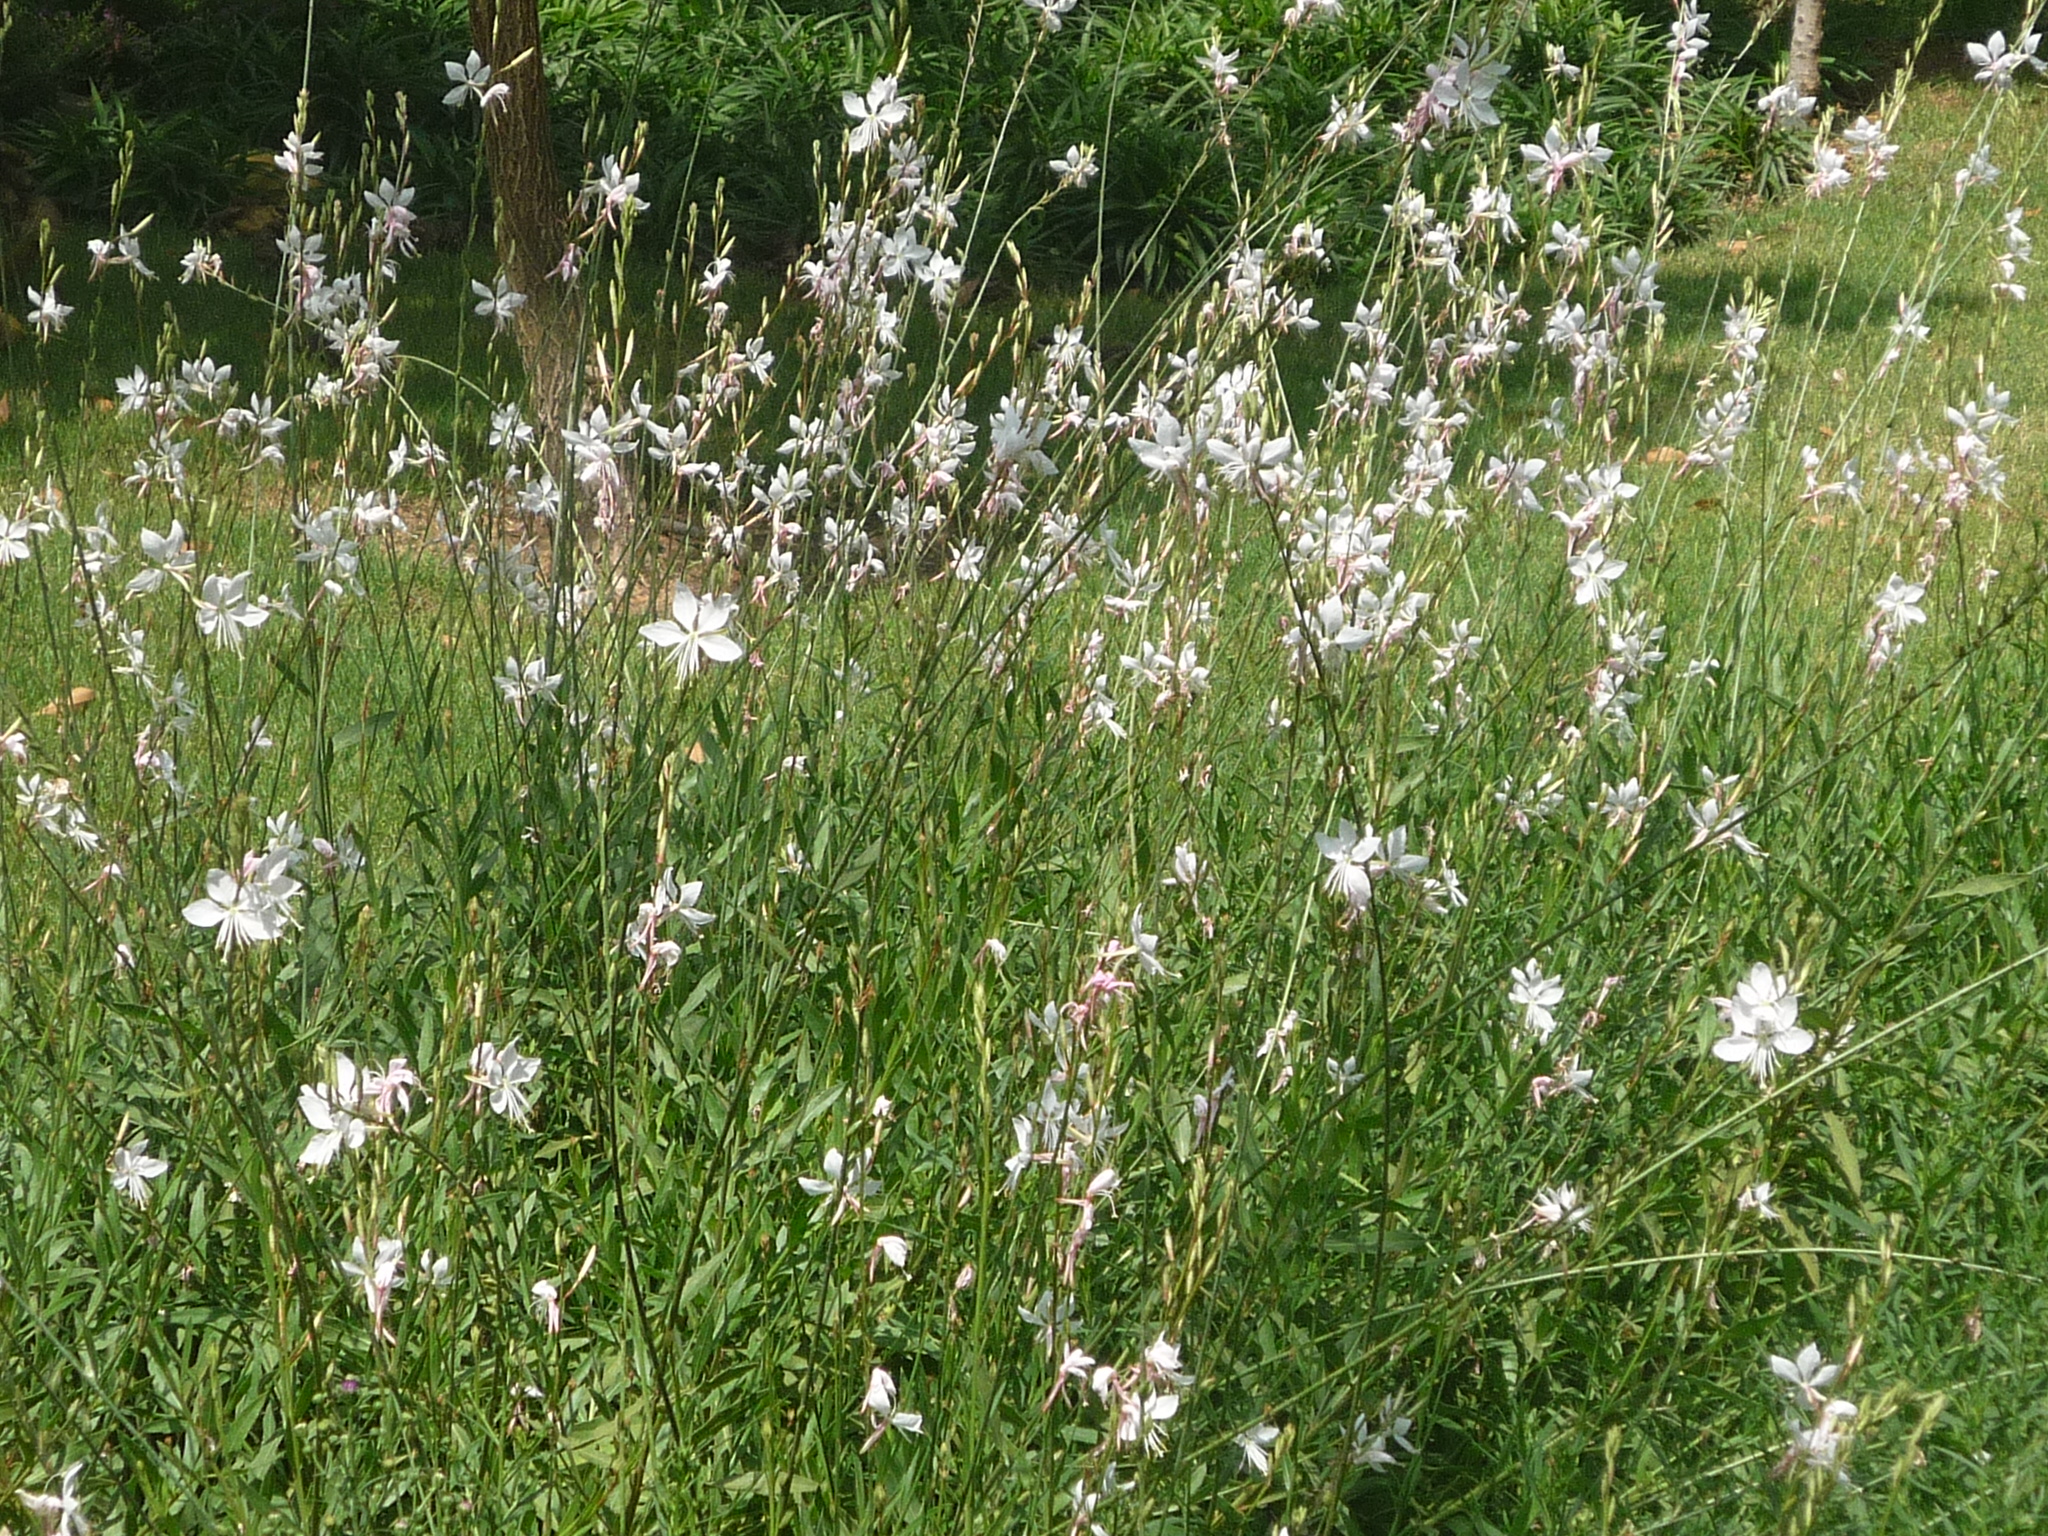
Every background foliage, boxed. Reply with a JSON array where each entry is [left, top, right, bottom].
[[0, 0, 1813, 282]]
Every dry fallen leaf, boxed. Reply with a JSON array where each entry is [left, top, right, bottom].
[[35, 686, 97, 716]]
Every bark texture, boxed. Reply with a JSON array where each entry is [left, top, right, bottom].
[[1789, 0, 1826, 101], [469, 0, 581, 441]]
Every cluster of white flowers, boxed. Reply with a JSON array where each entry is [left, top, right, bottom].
[[9, 11, 2027, 1510], [298, 1052, 422, 1168]]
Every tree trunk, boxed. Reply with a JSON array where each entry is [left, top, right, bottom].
[[469, 0, 581, 447], [1789, 0, 1826, 101]]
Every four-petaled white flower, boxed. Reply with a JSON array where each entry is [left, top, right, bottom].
[[195, 571, 271, 652], [1968, 29, 2046, 93], [470, 1039, 543, 1126], [496, 655, 562, 720], [1021, 0, 1079, 31], [1711, 962, 1812, 1085], [1050, 144, 1099, 189], [471, 273, 527, 335], [274, 130, 323, 185], [584, 155, 648, 226], [640, 585, 744, 681], [1116, 1388, 1181, 1455], [1738, 1180, 1782, 1220], [27, 284, 75, 340], [127, 520, 195, 596], [110, 1133, 169, 1206], [443, 49, 510, 111], [1873, 573, 1926, 630], [1521, 121, 1612, 194], [299, 1053, 371, 1169], [843, 75, 911, 154], [1769, 1341, 1842, 1410], [800, 1145, 881, 1223], [1316, 819, 1381, 913], [1350, 1395, 1417, 1470], [1568, 541, 1626, 606], [1509, 961, 1566, 1043]]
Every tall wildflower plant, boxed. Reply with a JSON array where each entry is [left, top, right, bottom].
[[4, 4, 2048, 1533]]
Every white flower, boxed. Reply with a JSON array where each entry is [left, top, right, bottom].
[[1509, 961, 1566, 1043], [194, 572, 270, 653], [1738, 1180, 1782, 1220], [1968, 29, 2045, 92], [1021, 0, 1079, 30], [800, 1146, 881, 1223], [184, 849, 302, 956], [1806, 144, 1850, 198], [1530, 1054, 1595, 1108], [1162, 842, 1205, 892], [861, 1365, 925, 1445], [1521, 121, 1611, 195], [584, 155, 647, 225], [1050, 144, 1099, 189], [1322, 96, 1374, 149], [1237, 1423, 1281, 1475], [1873, 573, 1926, 630], [443, 49, 510, 111], [1143, 1334, 1193, 1387], [843, 75, 911, 154], [1350, 1395, 1417, 1470], [496, 656, 562, 720], [1203, 44, 1241, 95], [127, 520, 195, 595], [1755, 81, 1816, 127], [470, 1038, 543, 1126], [27, 284, 75, 340], [273, 130, 323, 184], [1130, 411, 1193, 478], [110, 1134, 169, 1206], [531, 1278, 563, 1332], [16, 1461, 88, 1536], [1116, 1389, 1180, 1455], [1316, 819, 1381, 913], [298, 1053, 370, 1169], [623, 869, 715, 985], [871, 1234, 911, 1272], [640, 586, 744, 681], [339, 1234, 406, 1342], [1711, 963, 1812, 1085], [180, 239, 224, 284], [1770, 1342, 1842, 1409], [1789, 1397, 1859, 1479], [471, 273, 527, 334], [1567, 541, 1626, 607], [1126, 908, 1171, 978], [1530, 1182, 1591, 1233], [1595, 777, 1651, 827]]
